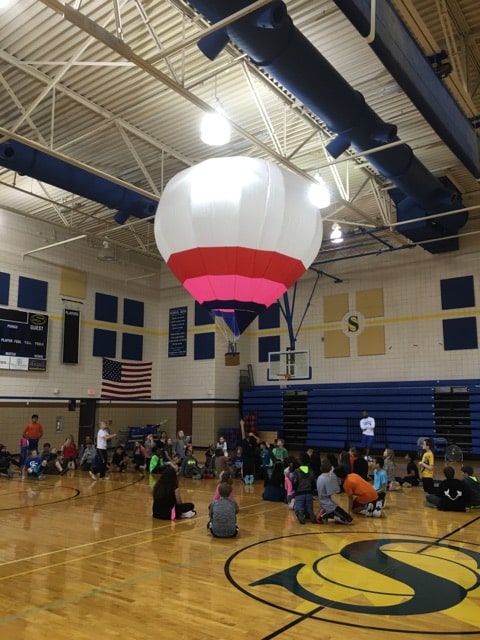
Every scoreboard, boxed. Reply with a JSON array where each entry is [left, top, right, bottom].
[[0, 308, 48, 371]]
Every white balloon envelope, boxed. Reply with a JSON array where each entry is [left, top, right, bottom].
[[154, 156, 323, 335]]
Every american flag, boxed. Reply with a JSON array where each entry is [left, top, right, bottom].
[[101, 358, 152, 399]]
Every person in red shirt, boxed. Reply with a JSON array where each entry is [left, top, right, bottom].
[[22, 414, 44, 452], [61, 434, 78, 469]]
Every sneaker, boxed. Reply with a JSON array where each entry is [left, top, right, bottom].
[[373, 508, 382, 518], [59, 467, 68, 475], [7, 468, 13, 479], [37, 474, 45, 480], [296, 513, 306, 525], [288, 498, 295, 510], [180, 510, 196, 519], [89, 471, 97, 481], [365, 502, 375, 517], [100, 476, 110, 481], [402, 482, 412, 488], [316, 509, 327, 524]]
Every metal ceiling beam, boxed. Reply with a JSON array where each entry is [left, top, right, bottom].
[[0, 49, 195, 168]]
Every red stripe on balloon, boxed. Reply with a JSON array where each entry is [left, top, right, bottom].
[[167, 246, 305, 285], [182, 275, 287, 306]]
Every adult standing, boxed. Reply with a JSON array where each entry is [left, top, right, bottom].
[[240, 418, 259, 485], [360, 409, 375, 458], [22, 414, 44, 452], [89, 421, 116, 480]]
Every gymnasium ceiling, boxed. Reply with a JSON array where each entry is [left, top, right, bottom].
[[0, 0, 479, 275]]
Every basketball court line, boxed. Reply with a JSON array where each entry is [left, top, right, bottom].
[[0, 492, 273, 568], [0, 523, 291, 625]]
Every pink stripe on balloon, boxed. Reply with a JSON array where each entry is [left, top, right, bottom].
[[183, 275, 287, 306]]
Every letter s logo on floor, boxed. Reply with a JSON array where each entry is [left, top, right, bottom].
[[225, 533, 480, 633]]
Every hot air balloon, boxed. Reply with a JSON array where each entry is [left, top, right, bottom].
[[154, 156, 323, 339]]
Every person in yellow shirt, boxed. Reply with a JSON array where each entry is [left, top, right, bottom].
[[418, 438, 435, 494]]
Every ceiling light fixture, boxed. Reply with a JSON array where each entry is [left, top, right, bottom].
[[200, 106, 231, 146], [97, 240, 115, 261], [330, 223, 343, 244], [309, 173, 331, 209]]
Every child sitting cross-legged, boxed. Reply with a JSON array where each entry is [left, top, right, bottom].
[[208, 482, 239, 538], [110, 445, 129, 473], [181, 447, 205, 479], [262, 461, 287, 502], [213, 470, 234, 501], [425, 466, 466, 511], [152, 467, 196, 520]]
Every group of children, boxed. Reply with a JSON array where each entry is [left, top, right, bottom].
[[7, 427, 480, 531], [259, 439, 480, 523], [419, 437, 480, 511]]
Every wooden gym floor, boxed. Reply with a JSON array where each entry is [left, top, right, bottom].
[[1, 461, 479, 639]]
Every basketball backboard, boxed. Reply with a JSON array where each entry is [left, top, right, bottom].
[[267, 350, 311, 381]]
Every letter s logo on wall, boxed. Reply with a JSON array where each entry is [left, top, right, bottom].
[[225, 533, 480, 633], [347, 315, 359, 333]]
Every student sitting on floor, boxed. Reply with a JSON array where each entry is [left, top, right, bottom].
[[396, 452, 420, 487], [0, 445, 17, 478], [349, 447, 369, 480], [111, 445, 129, 473], [262, 461, 287, 502], [181, 448, 205, 479], [213, 470, 234, 502], [149, 446, 166, 474], [214, 448, 230, 479], [426, 466, 466, 511], [461, 465, 480, 508], [230, 446, 243, 479], [40, 444, 67, 475], [79, 439, 97, 471], [132, 441, 146, 470], [22, 449, 44, 480], [208, 482, 239, 538], [152, 467, 195, 520]]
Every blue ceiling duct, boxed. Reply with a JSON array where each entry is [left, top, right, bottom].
[[188, 0, 469, 253], [0, 139, 158, 224], [332, 0, 480, 180]]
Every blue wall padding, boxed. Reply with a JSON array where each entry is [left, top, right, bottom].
[[441, 276, 475, 309], [122, 332, 143, 360], [95, 292, 118, 323], [18, 276, 48, 311], [194, 332, 215, 360], [123, 298, 144, 327], [93, 328, 116, 357]]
